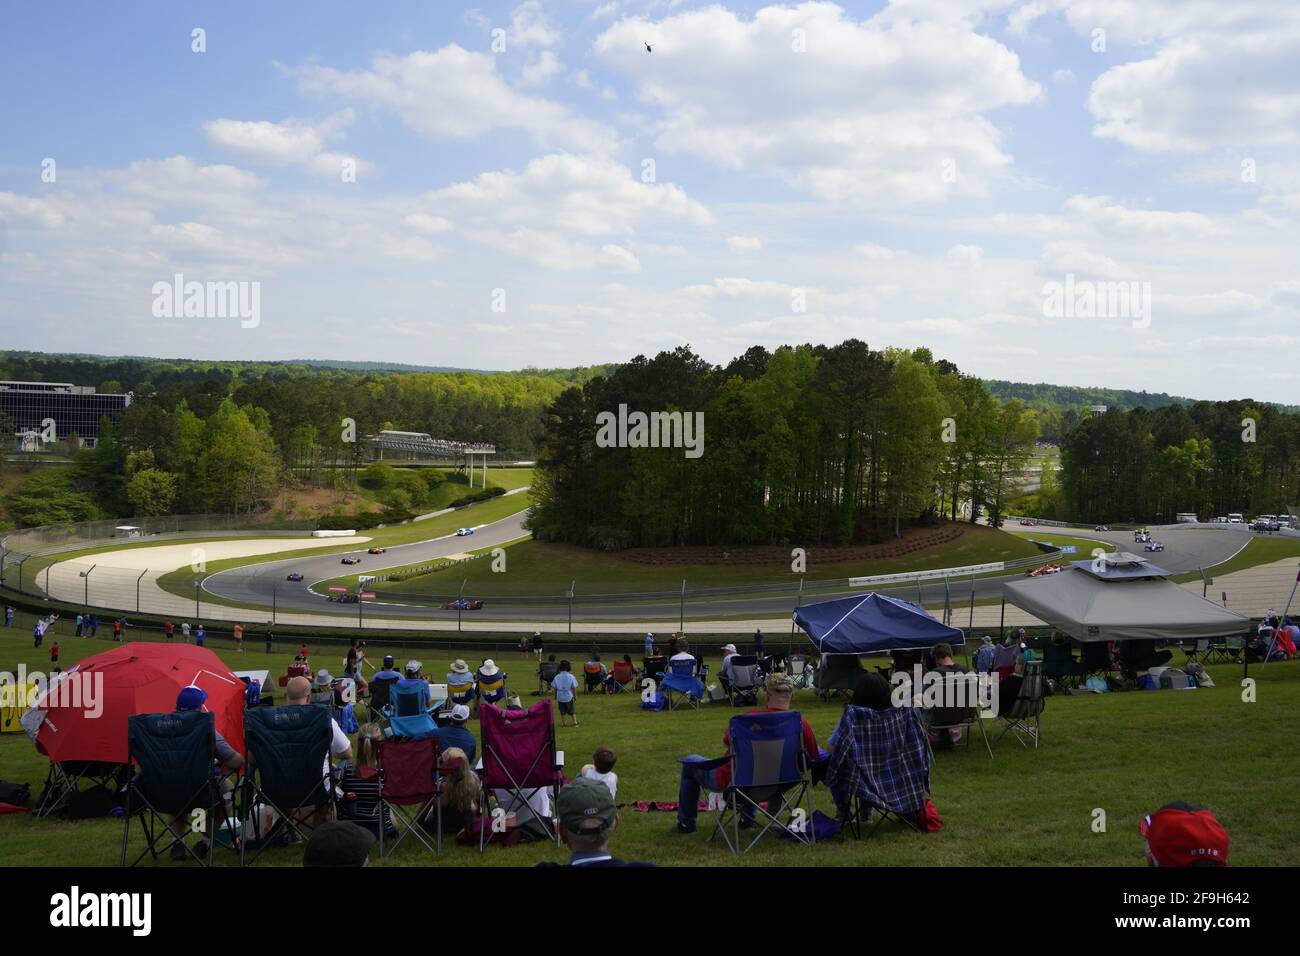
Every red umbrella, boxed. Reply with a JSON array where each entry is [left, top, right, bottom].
[[32, 642, 245, 765]]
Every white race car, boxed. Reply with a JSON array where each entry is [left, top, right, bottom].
[[1144, 541, 1165, 552], [456, 528, 474, 537]]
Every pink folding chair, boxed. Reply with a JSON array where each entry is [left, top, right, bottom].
[[477, 700, 565, 850]]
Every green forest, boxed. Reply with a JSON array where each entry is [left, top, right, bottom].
[[526, 341, 1040, 549]]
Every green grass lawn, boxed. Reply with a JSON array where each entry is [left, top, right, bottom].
[[2, 619, 1293, 867], [376, 526, 1044, 598]]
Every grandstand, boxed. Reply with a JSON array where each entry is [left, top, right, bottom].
[[367, 430, 496, 486]]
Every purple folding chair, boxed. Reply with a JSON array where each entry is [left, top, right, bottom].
[[477, 700, 565, 850]]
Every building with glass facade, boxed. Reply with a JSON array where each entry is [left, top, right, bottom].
[[0, 381, 132, 450]]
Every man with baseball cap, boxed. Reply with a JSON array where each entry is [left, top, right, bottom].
[[1140, 802, 1229, 867], [434, 703, 477, 762], [670, 672, 821, 835], [167, 684, 244, 860], [535, 777, 653, 867]]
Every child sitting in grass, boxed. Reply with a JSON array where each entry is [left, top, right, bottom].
[[580, 746, 618, 800]]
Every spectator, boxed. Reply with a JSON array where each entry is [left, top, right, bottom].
[[531, 632, 545, 660], [719, 643, 739, 692], [233, 623, 243, 653], [434, 703, 477, 763], [973, 636, 996, 674], [168, 683, 245, 860], [519, 634, 532, 658], [299, 642, 310, 664], [537, 777, 652, 867], [551, 660, 579, 727], [927, 642, 968, 746], [4, 606, 14, 628], [285, 675, 352, 825], [436, 747, 481, 835], [670, 639, 696, 664], [671, 673, 819, 835], [373, 655, 402, 682], [397, 660, 432, 710], [50, 640, 59, 665], [847, 671, 894, 710], [164, 619, 174, 642], [264, 627, 273, 654], [194, 623, 205, 648], [1140, 802, 1229, 867], [181, 621, 190, 642], [992, 634, 1020, 675], [644, 632, 654, 657], [584, 653, 609, 694], [33, 617, 45, 649], [75, 613, 84, 638], [753, 628, 765, 657], [339, 723, 394, 839], [303, 821, 375, 867], [668, 633, 680, 657], [580, 746, 618, 799], [87, 614, 97, 638], [112, 618, 123, 642]]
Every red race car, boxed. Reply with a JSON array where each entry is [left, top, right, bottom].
[[1024, 563, 1063, 577]]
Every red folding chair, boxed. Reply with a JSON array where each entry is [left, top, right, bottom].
[[377, 737, 441, 856], [477, 701, 564, 850]]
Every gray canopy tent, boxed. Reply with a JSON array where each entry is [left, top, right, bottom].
[[1000, 553, 1250, 644]]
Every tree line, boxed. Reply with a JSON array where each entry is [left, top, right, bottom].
[[526, 341, 1041, 549]]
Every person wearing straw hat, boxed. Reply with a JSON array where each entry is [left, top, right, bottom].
[[447, 658, 475, 706]]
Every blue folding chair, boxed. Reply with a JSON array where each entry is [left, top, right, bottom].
[[681, 711, 815, 854], [661, 658, 706, 710], [385, 682, 437, 740]]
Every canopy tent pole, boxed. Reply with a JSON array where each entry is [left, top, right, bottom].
[[999, 596, 1006, 639]]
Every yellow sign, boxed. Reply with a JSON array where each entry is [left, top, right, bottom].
[[0, 683, 38, 733]]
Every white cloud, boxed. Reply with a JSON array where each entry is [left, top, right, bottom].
[[727, 235, 762, 252], [521, 50, 562, 86], [294, 46, 617, 154], [947, 243, 983, 265], [203, 110, 355, 167], [593, 2, 1042, 204]]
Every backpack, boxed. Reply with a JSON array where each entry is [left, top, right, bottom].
[[640, 692, 665, 712], [913, 798, 943, 832]]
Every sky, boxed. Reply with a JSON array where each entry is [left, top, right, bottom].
[[2, 0, 1299, 401]]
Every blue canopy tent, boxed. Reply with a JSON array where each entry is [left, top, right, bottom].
[[792, 592, 966, 655]]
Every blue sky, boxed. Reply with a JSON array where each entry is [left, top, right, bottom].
[[3, 1, 1299, 401]]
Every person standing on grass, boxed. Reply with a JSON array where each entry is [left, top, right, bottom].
[[113, 618, 123, 642], [551, 660, 579, 727], [164, 618, 174, 641], [33, 617, 45, 649], [5, 605, 14, 627], [181, 620, 190, 642], [265, 625, 274, 654], [531, 631, 544, 660], [194, 623, 205, 648], [753, 628, 764, 658], [50, 640, 59, 666], [233, 622, 243, 652], [644, 632, 654, 657], [75, 612, 84, 638], [88, 614, 98, 638]]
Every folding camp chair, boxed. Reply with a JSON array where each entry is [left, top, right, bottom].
[[1080, 641, 1113, 680], [447, 676, 476, 708], [377, 737, 441, 857], [995, 661, 1045, 750], [661, 658, 706, 710], [816, 653, 864, 701], [387, 682, 437, 740], [240, 705, 334, 865], [582, 662, 606, 694], [120, 711, 233, 866], [475, 671, 508, 713], [824, 704, 931, 839], [788, 654, 813, 690], [610, 659, 637, 694], [643, 655, 667, 682], [1183, 639, 1210, 666], [1041, 641, 1087, 689], [925, 672, 993, 759], [725, 655, 762, 707], [368, 675, 397, 720], [692, 711, 815, 854], [536, 660, 560, 694], [478, 700, 564, 850], [34, 760, 125, 818]]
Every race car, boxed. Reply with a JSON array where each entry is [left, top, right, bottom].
[[328, 593, 359, 604], [368, 546, 387, 554], [1024, 563, 1063, 577], [455, 528, 474, 537], [1018, 519, 1036, 526], [1094, 525, 1110, 531], [1144, 541, 1165, 552], [442, 598, 484, 610], [341, 556, 361, 565], [286, 572, 304, 582], [1133, 528, 1149, 539]]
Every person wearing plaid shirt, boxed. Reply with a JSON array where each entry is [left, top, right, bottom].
[[825, 673, 932, 821]]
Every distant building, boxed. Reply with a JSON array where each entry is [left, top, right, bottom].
[[0, 381, 132, 451], [1090, 404, 1107, 418]]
